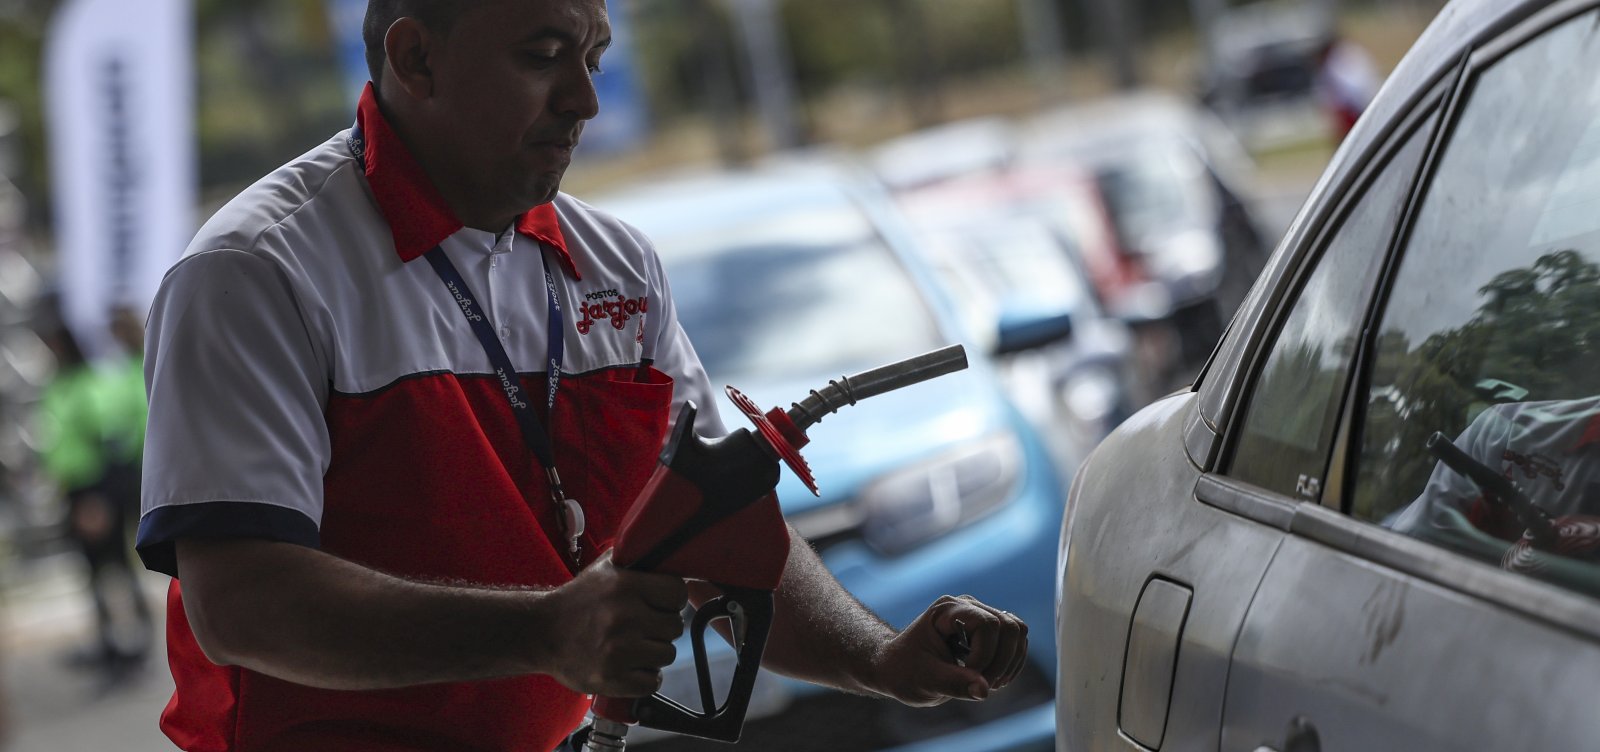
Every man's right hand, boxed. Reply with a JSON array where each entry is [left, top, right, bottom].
[[175, 540, 690, 693], [534, 552, 687, 697]]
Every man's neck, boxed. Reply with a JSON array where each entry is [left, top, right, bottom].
[[375, 91, 519, 233]]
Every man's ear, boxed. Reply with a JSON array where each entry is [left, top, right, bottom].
[[382, 17, 436, 100]]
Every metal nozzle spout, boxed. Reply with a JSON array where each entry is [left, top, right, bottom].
[[785, 344, 969, 433]]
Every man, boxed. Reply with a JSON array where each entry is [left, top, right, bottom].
[[39, 317, 150, 687], [1314, 33, 1380, 142], [135, 1, 1027, 750], [1392, 395, 1600, 579]]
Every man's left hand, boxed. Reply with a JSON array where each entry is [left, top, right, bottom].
[[867, 595, 1028, 707]]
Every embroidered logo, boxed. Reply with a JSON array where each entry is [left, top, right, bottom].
[[576, 289, 648, 335], [1502, 448, 1568, 491]]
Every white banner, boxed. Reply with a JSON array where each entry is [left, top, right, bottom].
[[44, 0, 195, 359]]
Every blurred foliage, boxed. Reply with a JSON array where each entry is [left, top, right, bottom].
[[0, 0, 1434, 229], [0, 0, 347, 221], [1353, 250, 1600, 521], [0, 0, 55, 223]]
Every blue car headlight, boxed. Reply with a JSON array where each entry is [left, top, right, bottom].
[[859, 432, 1025, 555]]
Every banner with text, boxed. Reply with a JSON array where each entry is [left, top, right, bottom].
[[44, 0, 195, 358]]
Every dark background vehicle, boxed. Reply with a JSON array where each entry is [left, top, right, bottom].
[[1057, 1, 1600, 750], [1019, 93, 1270, 389], [1198, 3, 1332, 111], [890, 167, 1138, 466], [1197, 2, 1336, 148]]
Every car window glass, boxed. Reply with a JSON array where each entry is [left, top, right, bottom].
[[1226, 116, 1434, 498], [1354, 12, 1600, 598]]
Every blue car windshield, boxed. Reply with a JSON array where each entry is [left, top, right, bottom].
[[656, 204, 945, 381]]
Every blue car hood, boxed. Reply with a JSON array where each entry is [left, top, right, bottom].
[[709, 367, 1012, 516]]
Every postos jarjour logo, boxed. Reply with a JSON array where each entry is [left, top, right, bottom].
[[577, 288, 648, 335]]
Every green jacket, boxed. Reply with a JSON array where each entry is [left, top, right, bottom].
[[37, 356, 147, 491]]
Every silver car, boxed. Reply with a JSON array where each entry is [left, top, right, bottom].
[[1057, 1, 1600, 750]]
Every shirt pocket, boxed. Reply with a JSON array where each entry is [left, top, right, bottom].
[[554, 366, 675, 549]]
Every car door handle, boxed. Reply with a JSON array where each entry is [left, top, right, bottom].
[[1255, 717, 1321, 752]]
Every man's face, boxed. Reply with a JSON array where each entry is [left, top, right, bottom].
[[425, 0, 610, 213]]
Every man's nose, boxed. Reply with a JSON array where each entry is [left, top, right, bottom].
[[554, 62, 601, 121]]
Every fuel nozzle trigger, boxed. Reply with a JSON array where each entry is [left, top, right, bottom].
[[623, 586, 774, 743]]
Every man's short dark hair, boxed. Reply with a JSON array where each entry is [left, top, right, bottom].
[[363, 1, 467, 85]]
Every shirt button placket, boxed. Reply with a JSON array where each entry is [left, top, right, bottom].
[[488, 234, 512, 343]]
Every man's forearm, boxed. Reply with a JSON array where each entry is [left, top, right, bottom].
[[177, 539, 553, 690], [747, 530, 897, 696]]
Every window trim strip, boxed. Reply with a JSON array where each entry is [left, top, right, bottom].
[[1289, 503, 1600, 643], [1194, 474, 1296, 532], [1199, 471, 1600, 644]]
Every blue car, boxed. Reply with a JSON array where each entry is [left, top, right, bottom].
[[593, 161, 1066, 751]]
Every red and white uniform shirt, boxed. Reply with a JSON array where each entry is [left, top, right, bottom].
[[1393, 395, 1600, 542], [136, 84, 724, 752]]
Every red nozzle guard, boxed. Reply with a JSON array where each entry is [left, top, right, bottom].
[[726, 385, 818, 496]]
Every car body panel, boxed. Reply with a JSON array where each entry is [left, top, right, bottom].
[[1062, 2, 1600, 751], [1217, 4, 1600, 748], [1056, 393, 1283, 751], [1224, 531, 1600, 751]]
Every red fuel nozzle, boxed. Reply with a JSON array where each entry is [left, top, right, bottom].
[[729, 344, 969, 496], [591, 345, 969, 749]]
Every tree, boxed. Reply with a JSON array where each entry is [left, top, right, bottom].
[[1354, 250, 1600, 520]]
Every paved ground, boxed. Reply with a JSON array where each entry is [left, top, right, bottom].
[[2, 551, 176, 752]]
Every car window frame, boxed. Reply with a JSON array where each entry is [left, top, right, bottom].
[[1328, 0, 1600, 513], [1195, 75, 1453, 529], [1216, 98, 1445, 506], [1186, 0, 1578, 471], [1193, 90, 1448, 543], [1204, 0, 1600, 644], [1187, 99, 1449, 471]]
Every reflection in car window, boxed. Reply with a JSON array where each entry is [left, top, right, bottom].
[[659, 204, 944, 381], [1226, 115, 1434, 497], [1354, 13, 1600, 597]]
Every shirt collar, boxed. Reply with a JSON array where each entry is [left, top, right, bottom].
[[351, 83, 580, 279]]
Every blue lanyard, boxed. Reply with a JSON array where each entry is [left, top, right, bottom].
[[423, 246, 565, 470], [349, 120, 587, 562]]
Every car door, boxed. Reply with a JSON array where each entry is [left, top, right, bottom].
[[1220, 4, 1600, 750], [1056, 66, 1446, 751]]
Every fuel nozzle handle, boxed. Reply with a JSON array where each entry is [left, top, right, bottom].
[[786, 345, 969, 432], [1426, 431, 1559, 548]]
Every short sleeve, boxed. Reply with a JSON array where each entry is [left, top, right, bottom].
[[1389, 409, 1508, 537], [136, 249, 331, 577], [636, 233, 728, 438]]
